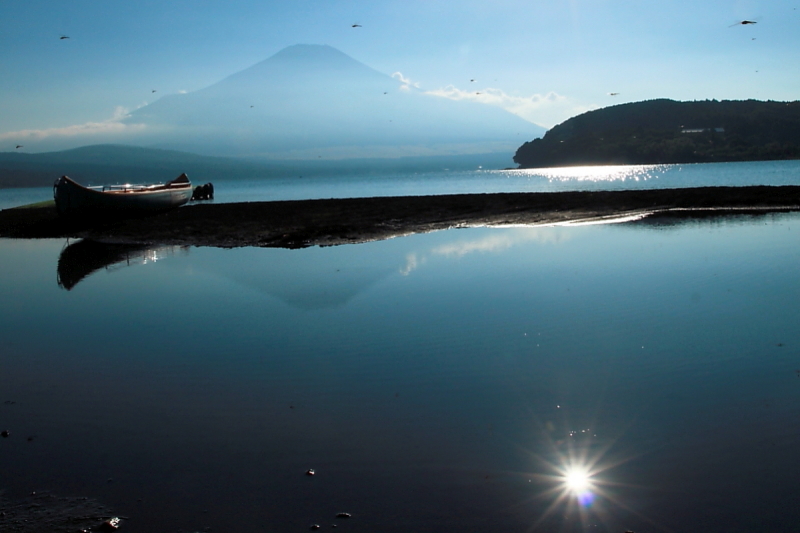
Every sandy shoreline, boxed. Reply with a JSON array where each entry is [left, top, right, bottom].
[[1, 186, 800, 248]]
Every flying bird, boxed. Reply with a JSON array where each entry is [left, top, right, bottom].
[[152, 90, 157, 93], [609, 92, 620, 96], [15, 145, 23, 149], [60, 35, 69, 39], [730, 20, 758, 26], [351, 24, 362, 27]]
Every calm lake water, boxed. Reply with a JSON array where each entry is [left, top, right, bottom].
[[1, 161, 800, 532], [2, 159, 800, 209]]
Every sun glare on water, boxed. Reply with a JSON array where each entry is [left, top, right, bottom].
[[511, 164, 670, 183], [562, 464, 597, 507], [522, 436, 643, 531], [564, 468, 591, 494]]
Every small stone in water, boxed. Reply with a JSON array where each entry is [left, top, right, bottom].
[[1, 430, 9, 438], [310, 524, 320, 530], [336, 512, 352, 519], [306, 469, 315, 476]]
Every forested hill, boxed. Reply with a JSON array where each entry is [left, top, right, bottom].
[[514, 99, 800, 168]]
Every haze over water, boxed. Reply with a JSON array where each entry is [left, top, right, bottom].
[[3, 160, 800, 210]]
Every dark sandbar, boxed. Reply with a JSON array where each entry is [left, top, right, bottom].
[[1, 186, 799, 248]]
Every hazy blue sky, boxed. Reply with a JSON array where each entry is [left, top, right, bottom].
[[1, 0, 798, 149]]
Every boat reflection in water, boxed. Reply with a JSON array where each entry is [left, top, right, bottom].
[[57, 239, 189, 290]]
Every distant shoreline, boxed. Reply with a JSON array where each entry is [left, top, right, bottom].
[[513, 99, 800, 168], [2, 186, 800, 248]]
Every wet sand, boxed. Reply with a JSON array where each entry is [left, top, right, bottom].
[[1, 186, 800, 248]]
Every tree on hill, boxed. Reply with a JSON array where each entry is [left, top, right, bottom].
[[513, 99, 800, 168]]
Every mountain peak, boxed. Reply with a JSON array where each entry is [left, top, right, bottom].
[[270, 44, 356, 62], [123, 44, 544, 158], [215, 43, 388, 88]]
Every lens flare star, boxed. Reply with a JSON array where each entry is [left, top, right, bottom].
[[522, 447, 628, 532], [564, 466, 592, 494], [515, 413, 666, 533]]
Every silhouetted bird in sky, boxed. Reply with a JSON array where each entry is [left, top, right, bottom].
[[351, 24, 362, 27], [609, 92, 620, 96], [15, 145, 23, 149], [730, 20, 758, 26], [60, 35, 69, 39]]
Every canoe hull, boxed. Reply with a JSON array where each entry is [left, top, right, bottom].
[[54, 174, 193, 216]]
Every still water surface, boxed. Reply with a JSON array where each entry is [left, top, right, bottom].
[[2, 159, 800, 209], [1, 210, 799, 532]]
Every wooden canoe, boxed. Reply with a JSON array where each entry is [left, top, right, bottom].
[[53, 173, 193, 215]]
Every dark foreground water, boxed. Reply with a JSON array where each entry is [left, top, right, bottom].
[[1, 212, 800, 532]]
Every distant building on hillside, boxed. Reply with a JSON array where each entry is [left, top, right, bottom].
[[682, 127, 725, 133]]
